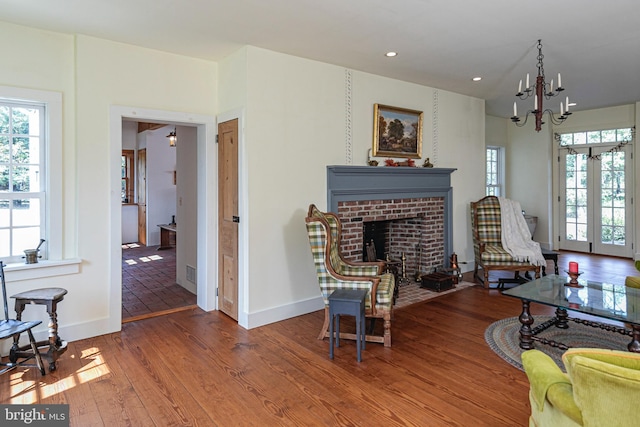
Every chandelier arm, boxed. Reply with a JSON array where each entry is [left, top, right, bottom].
[[543, 109, 567, 125]]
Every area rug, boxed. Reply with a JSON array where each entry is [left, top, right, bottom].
[[485, 316, 631, 371], [394, 280, 476, 309]]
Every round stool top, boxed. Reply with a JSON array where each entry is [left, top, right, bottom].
[[11, 287, 68, 301]]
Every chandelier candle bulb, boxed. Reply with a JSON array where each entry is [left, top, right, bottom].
[[561, 102, 564, 116], [513, 102, 517, 117], [526, 73, 530, 89], [566, 96, 569, 112], [534, 95, 538, 110], [518, 80, 522, 93], [569, 261, 579, 273], [558, 73, 562, 88], [550, 79, 554, 93]]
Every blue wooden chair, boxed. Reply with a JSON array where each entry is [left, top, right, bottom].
[[0, 261, 46, 376]]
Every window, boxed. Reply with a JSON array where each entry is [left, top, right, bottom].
[[0, 86, 62, 264], [0, 101, 45, 262], [486, 146, 503, 196], [121, 150, 134, 203], [559, 128, 633, 146]]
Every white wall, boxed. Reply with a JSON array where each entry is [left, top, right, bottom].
[[176, 125, 198, 293], [506, 119, 554, 248]]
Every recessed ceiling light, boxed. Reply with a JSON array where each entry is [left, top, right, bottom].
[[385, 51, 397, 57], [472, 77, 482, 82]]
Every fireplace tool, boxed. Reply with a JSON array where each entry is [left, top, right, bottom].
[[449, 252, 462, 284], [414, 243, 424, 282], [399, 252, 409, 285]]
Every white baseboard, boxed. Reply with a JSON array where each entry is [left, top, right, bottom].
[[0, 317, 117, 354], [244, 295, 325, 330]]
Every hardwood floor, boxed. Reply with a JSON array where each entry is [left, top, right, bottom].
[[1, 252, 637, 426]]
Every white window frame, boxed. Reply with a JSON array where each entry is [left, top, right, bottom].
[[486, 146, 504, 196], [0, 86, 79, 280]]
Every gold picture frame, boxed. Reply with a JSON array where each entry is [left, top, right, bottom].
[[372, 104, 423, 159]]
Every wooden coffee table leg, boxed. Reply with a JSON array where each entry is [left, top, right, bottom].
[[555, 307, 569, 329], [518, 300, 535, 350], [629, 325, 640, 353]]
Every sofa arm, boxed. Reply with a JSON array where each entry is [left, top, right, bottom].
[[522, 350, 573, 410]]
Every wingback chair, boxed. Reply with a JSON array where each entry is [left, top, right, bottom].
[[522, 348, 640, 427], [470, 196, 541, 288], [305, 204, 395, 347]]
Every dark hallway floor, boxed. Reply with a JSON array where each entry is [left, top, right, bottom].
[[122, 243, 197, 321]]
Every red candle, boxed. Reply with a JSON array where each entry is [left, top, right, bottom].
[[569, 262, 578, 273]]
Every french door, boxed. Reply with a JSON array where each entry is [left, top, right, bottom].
[[559, 144, 632, 257]]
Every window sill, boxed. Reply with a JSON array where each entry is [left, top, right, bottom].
[[3, 259, 82, 282]]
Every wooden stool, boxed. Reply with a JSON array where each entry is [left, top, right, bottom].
[[11, 287, 68, 372], [328, 289, 367, 362]]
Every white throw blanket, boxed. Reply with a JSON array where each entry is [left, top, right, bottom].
[[498, 197, 546, 266]]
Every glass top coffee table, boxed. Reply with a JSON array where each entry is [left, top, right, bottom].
[[502, 274, 640, 353]]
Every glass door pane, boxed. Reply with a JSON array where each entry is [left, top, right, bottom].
[[561, 150, 590, 252], [593, 147, 632, 257]]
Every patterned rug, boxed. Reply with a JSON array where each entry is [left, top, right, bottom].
[[394, 280, 476, 309], [485, 316, 632, 371]]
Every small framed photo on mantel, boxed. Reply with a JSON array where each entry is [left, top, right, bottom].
[[372, 103, 423, 159]]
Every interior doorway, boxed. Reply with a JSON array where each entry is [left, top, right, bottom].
[[121, 122, 197, 321], [109, 106, 218, 333]]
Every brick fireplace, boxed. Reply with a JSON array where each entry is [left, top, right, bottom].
[[326, 165, 456, 274], [337, 197, 445, 274]]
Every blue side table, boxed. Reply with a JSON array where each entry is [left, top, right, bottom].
[[328, 289, 367, 362]]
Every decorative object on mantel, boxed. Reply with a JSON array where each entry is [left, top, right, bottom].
[[511, 39, 571, 132], [422, 158, 433, 168], [372, 103, 423, 158], [366, 148, 379, 166], [385, 158, 415, 167]]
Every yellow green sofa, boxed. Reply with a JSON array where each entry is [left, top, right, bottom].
[[625, 260, 640, 288], [522, 348, 640, 427]]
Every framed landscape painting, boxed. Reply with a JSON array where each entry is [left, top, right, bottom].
[[372, 104, 423, 158]]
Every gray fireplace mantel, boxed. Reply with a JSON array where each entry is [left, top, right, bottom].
[[327, 165, 457, 264]]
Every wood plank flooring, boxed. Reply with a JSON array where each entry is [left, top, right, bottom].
[[1, 251, 637, 426]]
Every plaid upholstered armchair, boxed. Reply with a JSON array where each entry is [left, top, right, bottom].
[[471, 196, 541, 288], [305, 204, 395, 347]]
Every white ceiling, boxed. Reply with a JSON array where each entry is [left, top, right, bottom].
[[2, 0, 639, 118]]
